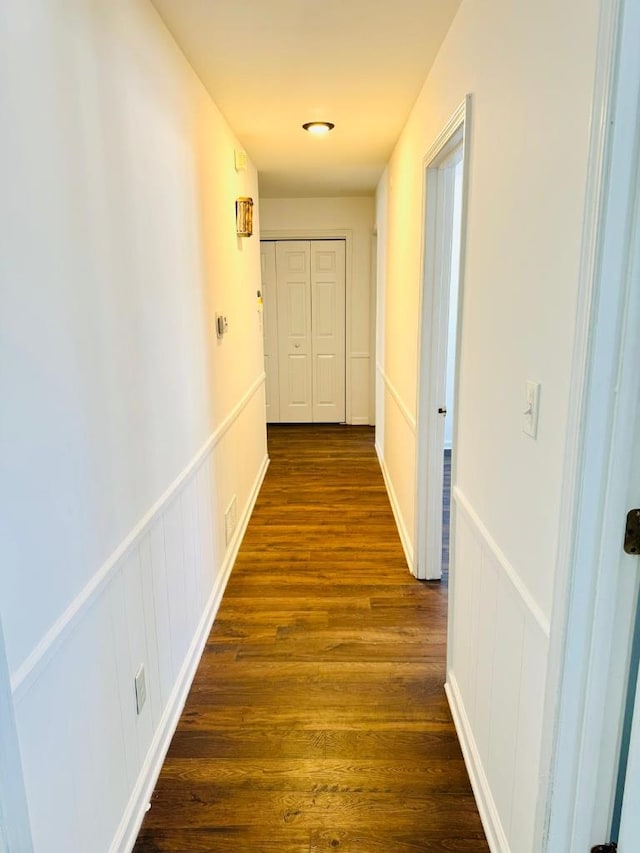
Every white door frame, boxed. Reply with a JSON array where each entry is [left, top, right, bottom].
[[261, 229, 353, 423], [259, 241, 280, 423], [537, 0, 640, 848], [0, 616, 33, 851], [415, 97, 470, 581]]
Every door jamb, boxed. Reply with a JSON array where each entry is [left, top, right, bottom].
[[537, 0, 640, 848], [260, 229, 353, 424], [0, 616, 33, 851], [415, 96, 471, 581]]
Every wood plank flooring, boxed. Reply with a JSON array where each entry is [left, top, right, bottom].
[[134, 425, 488, 852]]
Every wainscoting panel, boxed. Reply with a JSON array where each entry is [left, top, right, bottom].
[[447, 487, 549, 853], [147, 520, 174, 710], [375, 366, 417, 573], [350, 353, 371, 424], [137, 533, 163, 734], [12, 378, 268, 853]]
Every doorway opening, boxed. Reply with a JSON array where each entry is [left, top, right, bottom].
[[415, 99, 469, 582], [441, 155, 463, 582]]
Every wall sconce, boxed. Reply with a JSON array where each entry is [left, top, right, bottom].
[[236, 197, 253, 237]]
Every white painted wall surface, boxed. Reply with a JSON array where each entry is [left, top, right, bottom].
[[375, 1, 600, 850], [0, 0, 267, 849], [259, 197, 375, 424], [375, 177, 389, 443]]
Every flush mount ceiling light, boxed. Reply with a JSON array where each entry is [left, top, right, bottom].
[[302, 121, 335, 135]]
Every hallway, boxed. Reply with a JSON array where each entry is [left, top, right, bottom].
[[134, 425, 487, 851]]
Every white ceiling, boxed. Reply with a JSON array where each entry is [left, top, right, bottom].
[[150, 0, 461, 198]]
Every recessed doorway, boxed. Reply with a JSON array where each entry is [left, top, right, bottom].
[[415, 99, 469, 582], [260, 239, 346, 424]]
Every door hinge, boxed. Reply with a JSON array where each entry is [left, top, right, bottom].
[[591, 844, 617, 852], [624, 508, 640, 554]]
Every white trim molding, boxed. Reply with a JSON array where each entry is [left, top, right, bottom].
[[454, 487, 551, 639], [10, 372, 268, 853], [260, 228, 356, 425], [422, 99, 468, 170], [446, 674, 510, 853], [112, 453, 269, 852], [11, 373, 266, 698], [539, 0, 640, 849], [375, 442, 415, 574], [376, 363, 416, 433], [414, 96, 471, 582]]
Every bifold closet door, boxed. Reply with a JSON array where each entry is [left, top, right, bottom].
[[262, 240, 346, 423], [311, 240, 345, 422], [276, 241, 313, 422]]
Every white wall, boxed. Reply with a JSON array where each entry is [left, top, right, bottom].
[[375, 178, 389, 444], [0, 0, 267, 849], [376, 1, 600, 850], [259, 197, 375, 424]]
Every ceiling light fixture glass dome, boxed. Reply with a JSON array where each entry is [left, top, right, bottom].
[[302, 121, 335, 135]]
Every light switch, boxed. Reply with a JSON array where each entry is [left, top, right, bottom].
[[523, 381, 541, 439]]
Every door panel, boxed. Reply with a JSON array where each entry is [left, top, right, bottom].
[[315, 354, 337, 405], [615, 391, 640, 850], [285, 281, 309, 337], [276, 241, 312, 422], [260, 242, 279, 422], [618, 676, 640, 849], [315, 282, 336, 337], [264, 239, 346, 424], [285, 354, 310, 405], [311, 240, 345, 422]]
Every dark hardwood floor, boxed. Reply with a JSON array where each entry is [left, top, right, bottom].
[[134, 425, 488, 852]]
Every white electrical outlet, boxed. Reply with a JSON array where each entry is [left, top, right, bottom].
[[134, 665, 146, 715], [523, 380, 541, 438]]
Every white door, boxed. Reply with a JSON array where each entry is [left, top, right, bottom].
[[276, 241, 313, 422], [311, 240, 346, 422], [619, 611, 640, 850], [260, 241, 280, 422], [263, 239, 346, 424], [541, 3, 640, 847], [615, 401, 640, 850]]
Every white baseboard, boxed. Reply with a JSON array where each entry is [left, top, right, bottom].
[[113, 453, 270, 853], [375, 441, 415, 574], [445, 673, 510, 853]]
